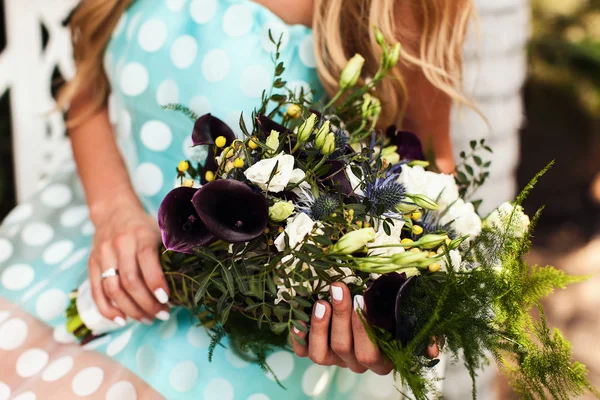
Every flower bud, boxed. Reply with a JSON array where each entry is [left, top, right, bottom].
[[233, 158, 245, 168], [215, 136, 227, 148], [406, 194, 439, 211], [269, 201, 295, 222], [297, 113, 317, 144], [339, 54, 365, 89], [361, 93, 372, 119], [330, 228, 376, 255], [248, 137, 259, 150], [391, 251, 428, 266], [407, 160, 430, 168], [315, 121, 331, 149], [375, 27, 385, 46], [286, 104, 301, 119], [428, 263, 441, 273], [370, 97, 382, 118], [266, 130, 280, 152], [387, 43, 402, 68], [177, 160, 190, 173], [396, 203, 420, 213], [321, 133, 336, 156], [413, 234, 449, 250], [205, 171, 215, 182], [382, 152, 400, 165]]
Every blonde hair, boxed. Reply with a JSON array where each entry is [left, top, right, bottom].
[[60, 0, 473, 127]]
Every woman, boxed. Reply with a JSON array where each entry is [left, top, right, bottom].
[[0, 0, 472, 398]]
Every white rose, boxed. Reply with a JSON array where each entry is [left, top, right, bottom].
[[368, 219, 405, 257], [244, 153, 303, 193], [397, 165, 459, 209], [345, 165, 365, 197], [484, 202, 530, 238], [440, 199, 482, 238], [274, 213, 318, 251], [438, 250, 463, 272]]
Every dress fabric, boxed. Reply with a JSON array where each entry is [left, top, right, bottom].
[[0, 0, 425, 399]]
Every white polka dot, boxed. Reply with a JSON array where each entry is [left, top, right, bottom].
[[60, 248, 89, 271], [190, 0, 217, 24], [41, 184, 72, 209], [0, 239, 13, 263], [72, 367, 104, 396], [126, 12, 142, 41], [36, 289, 69, 321], [158, 314, 178, 339], [82, 334, 113, 351], [204, 378, 234, 400], [299, 34, 317, 68], [53, 324, 76, 344], [0, 311, 9, 324], [141, 120, 173, 151], [169, 361, 198, 392], [288, 80, 313, 102], [60, 206, 89, 228], [42, 240, 74, 265], [336, 367, 357, 393], [1, 264, 34, 291], [4, 203, 33, 225], [138, 20, 167, 52], [265, 351, 294, 381], [225, 111, 252, 138], [0, 318, 27, 350], [106, 381, 137, 400], [106, 328, 133, 356], [225, 347, 249, 368], [16, 348, 49, 378], [182, 136, 209, 164], [81, 221, 95, 236], [133, 163, 164, 197], [171, 36, 198, 69], [136, 344, 158, 376], [22, 280, 48, 303], [222, 4, 253, 36], [201, 49, 230, 82], [302, 365, 332, 396], [156, 80, 179, 106], [0, 382, 9, 400], [112, 13, 128, 38], [247, 395, 270, 400], [42, 356, 74, 382], [166, 0, 186, 11], [363, 371, 396, 398], [12, 392, 35, 400], [120, 63, 149, 96], [21, 222, 54, 247], [119, 110, 132, 138], [189, 96, 212, 116], [240, 65, 271, 98], [186, 325, 210, 348], [261, 21, 289, 52]]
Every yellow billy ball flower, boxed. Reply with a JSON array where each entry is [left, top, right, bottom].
[[412, 225, 424, 235], [428, 263, 441, 273], [248, 137, 259, 150], [286, 104, 301, 119], [215, 136, 227, 148], [401, 238, 414, 246], [181, 179, 195, 188], [410, 211, 422, 221], [410, 248, 421, 254], [233, 158, 245, 168], [205, 171, 215, 182], [177, 160, 190, 173]]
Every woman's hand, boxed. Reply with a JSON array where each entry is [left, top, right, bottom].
[[291, 283, 440, 374], [87, 196, 170, 326]]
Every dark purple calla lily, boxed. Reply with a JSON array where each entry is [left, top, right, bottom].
[[364, 272, 417, 345], [192, 180, 268, 243], [158, 187, 217, 254], [257, 115, 292, 137], [320, 161, 355, 198], [191, 114, 237, 184], [386, 126, 426, 162]]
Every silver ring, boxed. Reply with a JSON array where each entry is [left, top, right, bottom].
[[101, 268, 119, 280]]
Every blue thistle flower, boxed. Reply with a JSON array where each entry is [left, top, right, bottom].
[[418, 210, 458, 239], [311, 195, 340, 220], [365, 176, 406, 214]]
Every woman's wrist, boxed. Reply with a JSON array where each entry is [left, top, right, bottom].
[[89, 184, 142, 225]]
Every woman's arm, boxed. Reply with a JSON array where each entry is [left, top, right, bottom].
[[69, 93, 171, 325]]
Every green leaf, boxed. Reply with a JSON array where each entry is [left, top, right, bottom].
[[270, 94, 286, 102], [459, 151, 466, 159], [457, 171, 468, 183], [293, 297, 312, 308], [292, 308, 310, 322], [312, 236, 333, 246], [274, 305, 289, 321], [469, 140, 477, 150], [194, 276, 212, 305], [239, 113, 250, 137], [294, 252, 312, 263], [266, 274, 278, 296], [303, 243, 322, 255], [221, 265, 235, 298], [271, 322, 288, 334], [465, 164, 475, 176], [221, 302, 234, 325], [474, 156, 483, 166], [291, 320, 308, 333], [292, 335, 307, 346]]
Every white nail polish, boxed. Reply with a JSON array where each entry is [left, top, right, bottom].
[[141, 318, 153, 326], [293, 326, 300, 334], [331, 286, 343, 302], [113, 317, 126, 327], [353, 295, 364, 312], [156, 310, 170, 321], [314, 303, 326, 319], [154, 288, 169, 304]]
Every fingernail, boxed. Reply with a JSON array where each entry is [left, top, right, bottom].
[[156, 310, 170, 321], [154, 288, 169, 304], [353, 295, 364, 312], [331, 285, 343, 302], [293, 326, 300, 334], [141, 318, 153, 326], [113, 317, 126, 327], [314, 302, 326, 319]]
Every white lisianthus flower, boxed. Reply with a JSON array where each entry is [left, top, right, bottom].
[[274, 213, 319, 251], [244, 153, 303, 193], [438, 250, 463, 272], [397, 165, 459, 209], [484, 202, 531, 238], [345, 165, 365, 196], [440, 199, 482, 239], [368, 219, 405, 257]]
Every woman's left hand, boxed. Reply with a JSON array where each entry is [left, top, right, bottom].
[[290, 283, 440, 375]]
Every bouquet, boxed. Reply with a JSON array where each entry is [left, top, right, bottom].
[[66, 32, 598, 399]]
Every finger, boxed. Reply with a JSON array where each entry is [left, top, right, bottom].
[[352, 295, 393, 375], [290, 321, 308, 358], [136, 232, 170, 306], [426, 337, 441, 359], [308, 301, 345, 367], [330, 284, 366, 373], [114, 234, 167, 320], [88, 258, 126, 325]]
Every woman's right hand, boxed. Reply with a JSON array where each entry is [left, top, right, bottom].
[[87, 195, 171, 326]]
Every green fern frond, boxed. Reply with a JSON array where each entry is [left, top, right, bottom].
[[161, 103, 200, 121]]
